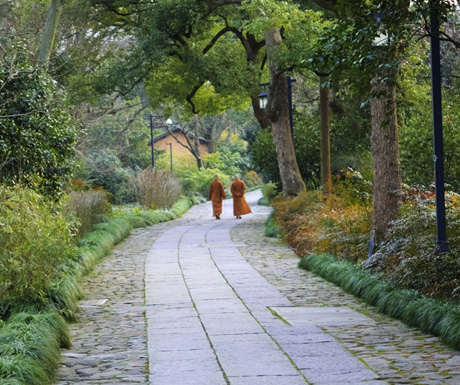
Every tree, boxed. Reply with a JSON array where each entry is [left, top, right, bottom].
[[303, 0, 413, 245], [0, 56, 79, 196], [36, 0, 64, 68], [87, 0, 324, 196]]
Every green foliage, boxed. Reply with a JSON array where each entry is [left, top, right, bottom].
[[244, 170, 262, 188], [0, 59, 78, 197], [0, 185, 77, 308], [261, 182, 278, 202], [0, 311, 70, 385], [299, 253, 460, 350], [81, 150, 135, 204], [264, 213, 279, 238], [364, 193, 460, 299], [250, 112, 321, 189], [178, 167, 230, 198]]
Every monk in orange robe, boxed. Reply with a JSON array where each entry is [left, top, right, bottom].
[[209, 174, 226, 219], [231, 175, 251, 219]]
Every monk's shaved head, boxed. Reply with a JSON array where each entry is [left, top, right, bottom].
[[215, 173, 219, 178], [234, 174, 240, 179]]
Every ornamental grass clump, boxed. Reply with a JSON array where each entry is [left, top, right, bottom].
[[0, 311, 70, 385], [63, 190, 111, 238], [299, 254, 460, 350], [133, 168, 182, 209]]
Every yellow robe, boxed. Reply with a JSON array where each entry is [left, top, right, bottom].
[[231, 180, 251, 216], [209, 179, 226, 217]]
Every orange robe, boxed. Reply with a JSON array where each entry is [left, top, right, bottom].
[[231, 180, 251, 216], [209, 179, 226, 217]]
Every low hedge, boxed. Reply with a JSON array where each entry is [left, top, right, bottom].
[[299, 254, 460, 350], [0, 198, 192, 385]]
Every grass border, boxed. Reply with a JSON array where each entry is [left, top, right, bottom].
[[299, 253, 460, 350], [0, 198, 193, 385]]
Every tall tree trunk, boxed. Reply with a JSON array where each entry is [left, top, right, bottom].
[[370, 71, 402, 245], [204, 115, 221, 153], [194, 117, 202, 169], [320, 76, 331, 194], [264, 27, 306, 197], [37, 0, 63, 68]]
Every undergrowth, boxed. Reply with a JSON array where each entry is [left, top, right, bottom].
[[299, 254, 460, 350], [0, 191, 192, 385]]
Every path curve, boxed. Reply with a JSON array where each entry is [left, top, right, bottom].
[[56, 190, 460, 385]]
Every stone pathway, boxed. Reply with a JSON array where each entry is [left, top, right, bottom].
[[56, 190, 460, 384]]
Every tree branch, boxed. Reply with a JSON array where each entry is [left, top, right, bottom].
[[203, 26, 234, 54], [186, 81, 205, 114]]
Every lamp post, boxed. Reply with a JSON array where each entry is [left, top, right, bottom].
[[430, 7, 449, 253], [149, 113, 155, 169], [258, 77, 296, 138], [165, 118, 173, 173]]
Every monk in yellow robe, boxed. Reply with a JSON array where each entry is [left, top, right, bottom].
[[231, 175, 251, 219], [209, 174, 226, 219]]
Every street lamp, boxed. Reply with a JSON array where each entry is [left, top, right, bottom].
[[258, 89, 268, 109], [258, 77, 296, 138]]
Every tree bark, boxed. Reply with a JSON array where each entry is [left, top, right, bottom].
[[264, 27, 306, 197], [370, 72, 402, 244], [37, 0, 64, 68], [320, 76, 331, 194], [193, 116, 203, 169]]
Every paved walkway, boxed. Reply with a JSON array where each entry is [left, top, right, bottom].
[[56, 190, 460, 384]]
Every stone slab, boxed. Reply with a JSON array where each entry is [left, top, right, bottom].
[[269, 306, 375, 326]]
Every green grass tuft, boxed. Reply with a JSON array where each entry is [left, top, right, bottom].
[[0, 311, 70, 385], [265, 213, 279, 238], [299, 253, 460, 350]]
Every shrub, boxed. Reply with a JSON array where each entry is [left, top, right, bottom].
[[272, 187, 372, 262], [82, 150, 135, 204], [0, 185, 77, 309], [133, 168, 182, 209], [261, 182, 278, 201], [244, 170, 262, 188], [0, 58, 78, 198], [63, 190, 111, 238], [178, 167, 230, 198], [364, 193, 460, 298]]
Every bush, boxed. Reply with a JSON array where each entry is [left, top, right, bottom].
[[364, 192, 460, 299], [0, 59, 78, 198], [133, 168, 182, 209], [261, 182, 278, 201], [179, 167, 230, 198], [82, 150, 135, 204], [0, 185, 77, 308], [63, 190, 111, 238], [272, 186, 372, 262], [244, 170, 262, 188]]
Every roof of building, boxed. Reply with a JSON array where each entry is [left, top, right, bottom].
[[152, 126, 207, 145]]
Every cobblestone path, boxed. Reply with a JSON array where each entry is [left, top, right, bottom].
[[56, 190, 460, 384]]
